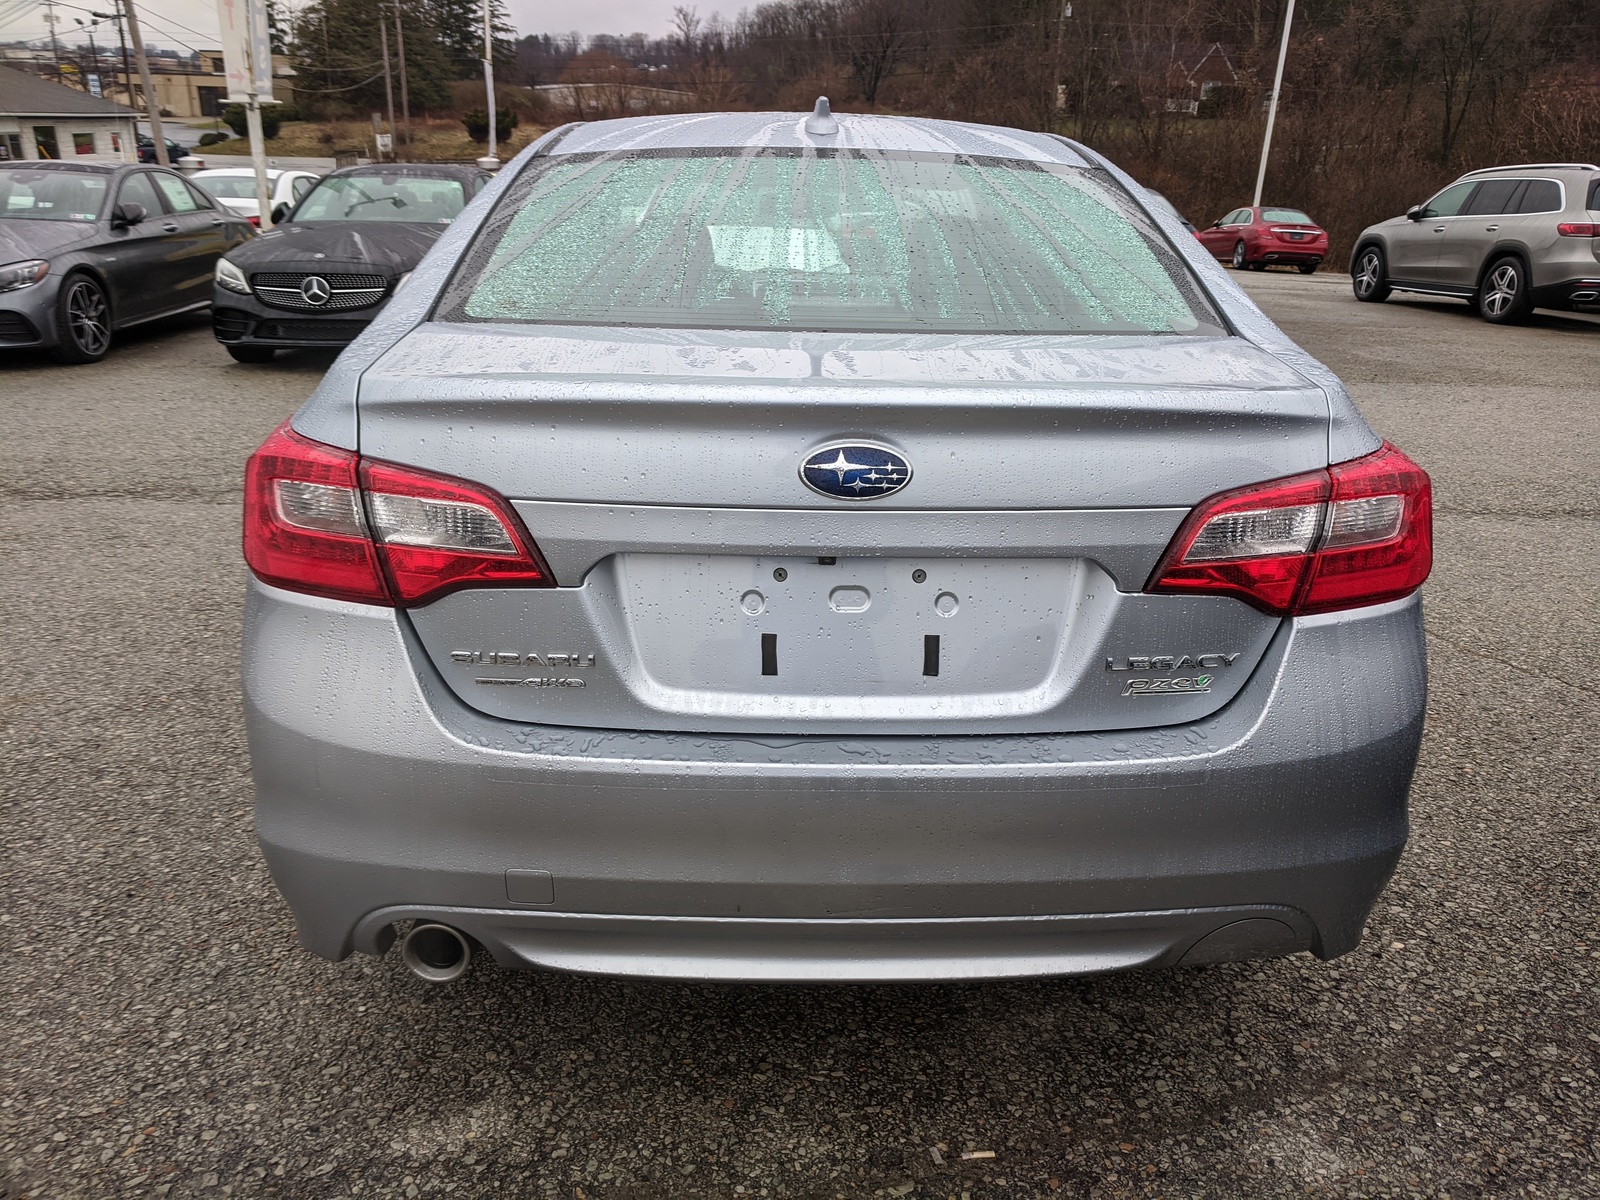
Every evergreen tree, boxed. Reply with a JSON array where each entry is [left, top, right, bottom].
[[289, 0, 457, 116]]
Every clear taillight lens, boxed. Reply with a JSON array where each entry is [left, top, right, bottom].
[[244, 421, 554, 607], [1148, 442, 1432, 616]]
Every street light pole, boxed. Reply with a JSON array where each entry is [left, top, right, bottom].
[[392, 0, 411, 153], [1252, 0, 1295, 208], [479, 0, 499, 169], [379, 9, 397, 161]]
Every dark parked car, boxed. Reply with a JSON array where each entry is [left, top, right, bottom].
[[0, 161, 253, 363], [212, 164, 492, 362], [136, 133, 188, 164], [1196, 205, 1328, 272]]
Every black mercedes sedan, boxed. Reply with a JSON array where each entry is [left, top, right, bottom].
[[211, 164, 492, 362], [0, 161, 253, 363]]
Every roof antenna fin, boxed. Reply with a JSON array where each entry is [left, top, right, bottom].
[[805, 96, 839, 136]]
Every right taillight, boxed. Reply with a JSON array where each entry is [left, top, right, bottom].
[[1556, 222, 1598, 237], [244, 421, 555, 607], [1147, 442, 1432, 616]]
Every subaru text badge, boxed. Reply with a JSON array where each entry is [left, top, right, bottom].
[[800, 442, 912, 501]]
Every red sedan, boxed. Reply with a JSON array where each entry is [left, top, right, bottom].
[[1196, 206, 1328, 273]]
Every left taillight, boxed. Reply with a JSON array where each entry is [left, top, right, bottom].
[[1146, 442, 1432, 616], [244, 421, 554, 607]]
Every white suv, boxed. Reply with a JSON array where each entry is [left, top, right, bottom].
[[1350, 162, 1600, 323]]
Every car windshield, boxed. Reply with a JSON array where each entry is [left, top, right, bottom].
[[437, 148, 1224, 336], [197, 175, 274, 199], [0, 168, 109, 222], [1262, 208, 1314, 224], [292, 174, 465, 223]]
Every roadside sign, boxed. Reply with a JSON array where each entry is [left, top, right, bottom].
[[375, 133, 393, 153], [217, 0, 275, 102], [88, 74, 102, 97]]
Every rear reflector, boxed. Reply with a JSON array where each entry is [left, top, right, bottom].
[[244, 421, 554, 607], [1147, 442, 1431, 616]]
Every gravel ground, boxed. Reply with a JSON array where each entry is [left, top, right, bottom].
[[2, 281, 1597, 1200]]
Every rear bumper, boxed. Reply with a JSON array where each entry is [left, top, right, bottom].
[[244, 580, 1426, 981], [1531, 277, 1600, 312], [1259, 248, 1324, 265]]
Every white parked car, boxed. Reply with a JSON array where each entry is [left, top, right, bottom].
[[190, 167, 320, 227]]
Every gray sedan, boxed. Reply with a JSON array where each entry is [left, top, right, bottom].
[[0, 161, 253, 363], [243, 106, 1434, 986]]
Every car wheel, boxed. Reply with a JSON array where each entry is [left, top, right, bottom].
[[1352, 246, 1391, 303], [1298, 263, 1318, 275], [1478, 256, 1532, 324], [1231, 241, 1247, 270], [226, 344, 277, 363], [48, 273, 112, 364]]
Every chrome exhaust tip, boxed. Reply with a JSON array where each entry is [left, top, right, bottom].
[[400, 923, 472, 983]]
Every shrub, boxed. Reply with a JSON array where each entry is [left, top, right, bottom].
[[197, 130, 229, 146], [461, 107, 519, 143], [221, 104, 282, 140]]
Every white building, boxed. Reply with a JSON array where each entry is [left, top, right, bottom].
[[0, 65, 138, 163]]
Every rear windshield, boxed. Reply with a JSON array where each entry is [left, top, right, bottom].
[[293, 174, 465, 223], [196, 175, 271, 199], [1262, 208, 1313, 224], [0, 168, 108, 222], [435, 148, 1225, 336]]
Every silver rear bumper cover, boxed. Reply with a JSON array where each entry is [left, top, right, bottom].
[[244, 581, 1425, 980]]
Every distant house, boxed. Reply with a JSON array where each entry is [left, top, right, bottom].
[[1107, 41, 1246, 117], [0, 65, 137, 162]]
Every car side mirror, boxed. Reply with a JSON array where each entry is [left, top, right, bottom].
[[1405, 205, 1425, 221], [110, 201, 147, 229], [1211, 219, 1223, 228], [271, 202, 291, 224]]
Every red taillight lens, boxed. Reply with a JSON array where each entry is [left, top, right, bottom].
[[248, 215, 261, 227], [361, 458, 552, 605], [244, 421, 554, 607], [1557, 222, 1598, 237], [244, 423, 389, 604], [1147, 442, 1432, 616]]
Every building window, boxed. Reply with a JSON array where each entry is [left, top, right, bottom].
[[74, 132, 96, 155], [1, 133, 22, 160], [111, 132, 123, 153], [33, 126, 61, 159]]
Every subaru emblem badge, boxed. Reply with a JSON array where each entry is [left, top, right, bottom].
[[800, 441, 912, 501]]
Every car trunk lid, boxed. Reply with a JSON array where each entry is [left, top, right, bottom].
[[359, 322, 1326, 735]]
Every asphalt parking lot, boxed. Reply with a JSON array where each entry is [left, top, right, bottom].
[[3, 276, 1597, 1200]]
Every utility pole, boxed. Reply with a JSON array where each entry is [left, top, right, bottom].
[[1252, 0, 1295, 207], [122, 0, 168, 165], [44, 0, 63, 81], [393, 0, 411, 152], [479, 0, 498, 168], [379, 9, 396, 160]]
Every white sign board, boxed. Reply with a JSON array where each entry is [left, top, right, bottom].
[[87, 74, 102, 97], [217, 0, 275, 102], [375, 133, 393, 153]]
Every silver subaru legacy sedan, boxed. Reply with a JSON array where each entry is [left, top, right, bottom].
[[242, 106, 1432, 985]]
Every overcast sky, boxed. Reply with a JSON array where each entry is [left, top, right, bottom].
[[5, 0, 684, 57]]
